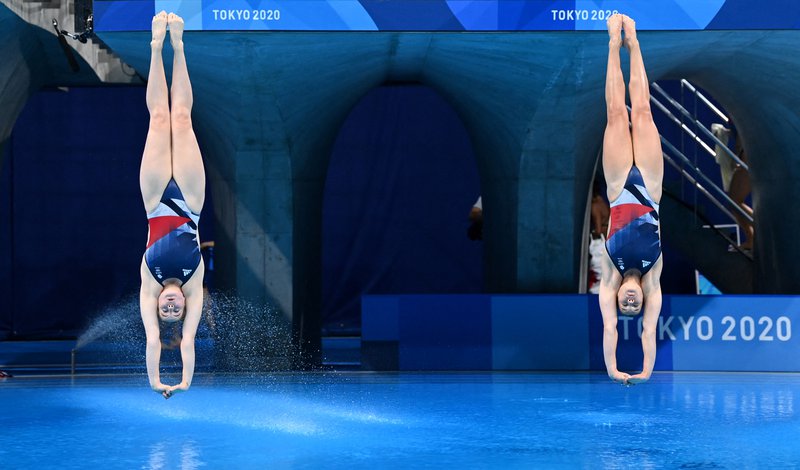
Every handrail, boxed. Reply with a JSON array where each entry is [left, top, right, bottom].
[[660, 182, 753, 261], [659, 135, 754, 224], [626, 102, 754, 225], [649, 95, 715, 157], [680, 79, 729, 124], [651, 82, 749, 171], [633, 79, 755, 262]]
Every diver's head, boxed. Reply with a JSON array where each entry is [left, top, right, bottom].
[[617, 271, 643, 316], [158, 282, 186, 322]]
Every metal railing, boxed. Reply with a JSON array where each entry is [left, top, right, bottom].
[[652, 81, 749, 171], [647, 79, 753, 259]]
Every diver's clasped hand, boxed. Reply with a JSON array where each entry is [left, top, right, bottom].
[[152, 380, 189, 399], [161, 382, 190, 399]]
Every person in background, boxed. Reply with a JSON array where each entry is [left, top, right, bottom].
[[591, 186, 610, 239], [467, 196, 483, 241], [588, 185, 610, 293], [711, 123, 754, 251]]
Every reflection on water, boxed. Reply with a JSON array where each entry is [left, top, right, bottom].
[[3, 373, 800, 468], [147, 440, 203, 470], [681, 385, 795, 422], [143, 387, 407, 437], [147, 442, 166, 470]]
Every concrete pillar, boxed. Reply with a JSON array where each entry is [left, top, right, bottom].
[[0, 11, 40, 144]]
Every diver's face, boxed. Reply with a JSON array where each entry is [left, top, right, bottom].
[[617, 279, 643, 316], [158, 287, 185, 322]]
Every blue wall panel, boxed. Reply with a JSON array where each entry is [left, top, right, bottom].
[[398, 295, 491, 370], [361, 295, 400, 341], [669, 296, 800, 371], [363, 294, 800, 372], [492, 295, 589, 370]]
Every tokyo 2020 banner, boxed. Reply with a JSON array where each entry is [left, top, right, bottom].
[[360, 294, 800, 372], [93, 0, 800, 32]]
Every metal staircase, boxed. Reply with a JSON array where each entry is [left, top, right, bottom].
[[0, 0, 141, 84], [650, 79, 754, 293]]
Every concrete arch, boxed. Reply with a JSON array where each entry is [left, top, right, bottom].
[[677, 33, 800, 293], [4, 21, 800, 360], [95, 30, 800, 360], [320, 82, 483, 333]]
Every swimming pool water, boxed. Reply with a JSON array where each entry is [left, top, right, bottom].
[[1, 372, 798, 468]]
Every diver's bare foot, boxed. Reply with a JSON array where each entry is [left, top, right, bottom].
[[151, 11, 167, 46], [168, 12, 184, 48], [607, 13, 623, 48], [622, 14, 638, 50]]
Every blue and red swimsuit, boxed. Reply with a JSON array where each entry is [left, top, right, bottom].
[[605, 165, 661, 276], [144, 179, 201, 285]]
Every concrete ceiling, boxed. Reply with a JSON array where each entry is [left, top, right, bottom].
[[95, 28, 800, 292]]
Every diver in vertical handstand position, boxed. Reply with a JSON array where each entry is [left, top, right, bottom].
[[140, 11, 205, 398], [599, 14, 664, 384]]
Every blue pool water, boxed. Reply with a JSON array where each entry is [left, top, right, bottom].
[[1, 372, 798, 468]]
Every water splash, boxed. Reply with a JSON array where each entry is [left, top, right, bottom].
[[74, 294, 141, 350], [72, 291, 301, 373], [205, 291, 298, 372]]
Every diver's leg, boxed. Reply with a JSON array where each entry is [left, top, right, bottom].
[[625, 15, 663, 197], [140, 11, 172, 212], [168, 13, 205, 213], [602, 13, 634, 201]]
